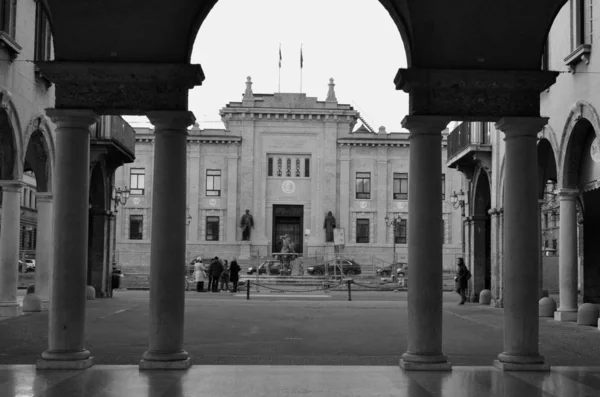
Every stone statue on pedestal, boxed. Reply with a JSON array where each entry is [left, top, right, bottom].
[[323, 211, 336, 243], [240, 209, 254, 241]]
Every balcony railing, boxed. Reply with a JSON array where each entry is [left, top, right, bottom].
[[447, 122, 491, 161], [90, 116, 136, 157]]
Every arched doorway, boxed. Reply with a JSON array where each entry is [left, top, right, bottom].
[[563, 117, 600, 303], [537, 138, 558, 296], [471, 169, 491, 301], [88, 163, 108, 297]]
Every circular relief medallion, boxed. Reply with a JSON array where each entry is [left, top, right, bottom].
[[132, 197, 141, 205], [591, 138, 600, 163], [209, 199, 217, 206], [396, 202, 405, 210], [282, 180, 296, 194], [359, 201, 368, 209]]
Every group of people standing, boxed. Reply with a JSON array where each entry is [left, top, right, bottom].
[[193, 256, 241, 293]]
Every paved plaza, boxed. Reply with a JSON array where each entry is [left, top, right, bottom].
[[2, 290, 600, 395], [2, 290, 600, 367]]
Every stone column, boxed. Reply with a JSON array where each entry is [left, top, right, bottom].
[[37, 109, 97, 369], [0, 182, 22, 317], [400, 115, 451, 371], [497, 208, 504, 307], [494, 117, 549, 371], [554, 188, 579, 322], [140, 111, 195, 370], [538, 199, 544, 299], [488, 208, 500, 307], [34, 193, 53, 309]]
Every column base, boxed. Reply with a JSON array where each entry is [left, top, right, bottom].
[[399, 353, 452, 371], [139, 357, 192, 370], [554, 310, 577, 322], [495, 353, 549, 371], [140, 350, 192, 370], [493, 360, 550, 371], [37, 357, 94, 370], [0, 302, 22, 317]]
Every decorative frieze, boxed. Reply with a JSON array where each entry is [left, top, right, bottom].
[[395, 68, 558, 119]]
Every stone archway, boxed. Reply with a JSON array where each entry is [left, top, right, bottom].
[[88, 162, 109, 297], [470, 168, 491, 301], [562, 116, 600, 303]]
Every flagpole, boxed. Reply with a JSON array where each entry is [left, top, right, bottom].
[[300, 44, 303, 93], [278, 43, 282, 93]]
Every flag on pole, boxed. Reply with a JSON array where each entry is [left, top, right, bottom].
[[300, 45, 303, 69], [279, 44, 282, 68]]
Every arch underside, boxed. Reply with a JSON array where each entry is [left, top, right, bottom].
[[24, 130, 51, 193], [45, 0, 566, 69], [0, 110, 17, 180]]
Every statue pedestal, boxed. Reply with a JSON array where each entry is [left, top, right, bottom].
[[239, 241, 251, 260], [324, 243, 336, 262]]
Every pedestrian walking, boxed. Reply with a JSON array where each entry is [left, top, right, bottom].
[[229, 258, 241, 292], [194, 258, 207, 292], [454, 258, 471, 305], [220, 260, 230, 291], [211, 257, 223, 292]]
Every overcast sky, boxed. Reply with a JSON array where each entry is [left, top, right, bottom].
[[125, 0, 409, 132]]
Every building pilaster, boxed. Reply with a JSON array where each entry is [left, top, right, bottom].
[[0, 182, 23, 317]]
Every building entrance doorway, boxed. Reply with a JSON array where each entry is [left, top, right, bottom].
[[272, 205, 303, 256]]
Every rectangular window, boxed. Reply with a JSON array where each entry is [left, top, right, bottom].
[[356, 218, 370, 243], [286, 158, 292, 177], [130, 168, 145, 195], [394, 219, 407, 244], [206, 216, 220, 241], [552, 238, 558, 254], [268, 158, 273, 177], [441, 174, 446, 201], [544, 213, 549, 229], [129, 215, 143, 240], [393, 173, 408, 200], [571, 0, 593, 50], [296, 158, 301, 177], [0, 0, 16, 37], [206, 169, 221, 196], [304, 158, 310, 177], [34, 3, 52, 61], [356, 172, 371, 199], [277, 158, 282, 176]]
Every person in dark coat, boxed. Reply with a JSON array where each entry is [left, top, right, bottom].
[[229, 258, 241, 292], [206, 258, 214, 292], [210, 257, 224, 292], [455, 258, 471, 305]]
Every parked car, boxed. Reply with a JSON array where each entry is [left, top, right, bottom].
[[307, 259, 362, 276], [24, 259, 36, 272], [247, 260, 290, 275], [376, 262, 408, 277]]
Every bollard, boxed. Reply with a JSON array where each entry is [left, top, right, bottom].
[[347, 280, 352, 301], [246, 280, 250, 300]]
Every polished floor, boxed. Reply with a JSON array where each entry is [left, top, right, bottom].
[[2, 365, 600, 396]]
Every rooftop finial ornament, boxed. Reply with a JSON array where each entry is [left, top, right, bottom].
[[243, 76, 254, 99], [326, 78, 337, 102]]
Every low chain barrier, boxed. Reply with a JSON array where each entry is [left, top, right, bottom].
[[247, 278, 346, 294]]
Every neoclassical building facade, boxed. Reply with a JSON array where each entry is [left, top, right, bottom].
[[115, 78, 463, 269]]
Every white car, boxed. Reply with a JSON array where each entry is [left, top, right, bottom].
[[24, 259, 35, 272]]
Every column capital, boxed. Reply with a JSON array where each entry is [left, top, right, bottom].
[[401, 115, 452, 136], [556, 188, 580, 199], [36, 62, 204, 114], [46, 109, 99, 130], [496, 117, 548, 140], [34, 192, 53, 202], [488, 208, 499, 216], [147, 111, 196, 131], [0, 181, 22, 191], [395, 68, 557, 118]]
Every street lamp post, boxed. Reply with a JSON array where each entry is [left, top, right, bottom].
[[451, 189, 466, 258], [384, 213, 403, 274]]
